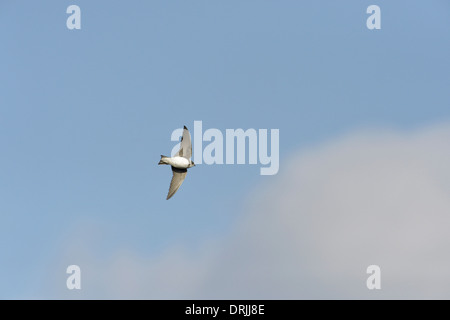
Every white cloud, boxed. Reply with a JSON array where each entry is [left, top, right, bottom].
[[49, 124, 450, 299]]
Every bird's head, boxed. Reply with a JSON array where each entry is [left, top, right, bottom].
[[189, 161, 195, 168]]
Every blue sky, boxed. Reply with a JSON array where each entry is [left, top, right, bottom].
[[0, 1, 449, 298]]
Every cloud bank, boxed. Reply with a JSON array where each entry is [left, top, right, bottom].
[[51, 124, 450, 299]]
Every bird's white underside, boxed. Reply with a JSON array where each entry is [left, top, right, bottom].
[[165, 156, 190, 169]]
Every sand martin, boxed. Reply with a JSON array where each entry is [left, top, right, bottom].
[[158, 125, 195, 200]]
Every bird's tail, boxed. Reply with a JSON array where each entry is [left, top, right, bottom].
[[158, 155, 169, 165]]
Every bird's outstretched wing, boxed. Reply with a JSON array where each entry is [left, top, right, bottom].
[[175, 126, 192, 159], [166, 167, 187, 200]]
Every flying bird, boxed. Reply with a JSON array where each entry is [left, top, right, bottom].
[[158, 125, 195, 200]]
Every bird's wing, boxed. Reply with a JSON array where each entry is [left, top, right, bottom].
[[176, 125, 192, 160], [166, 167, 187, 200]]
